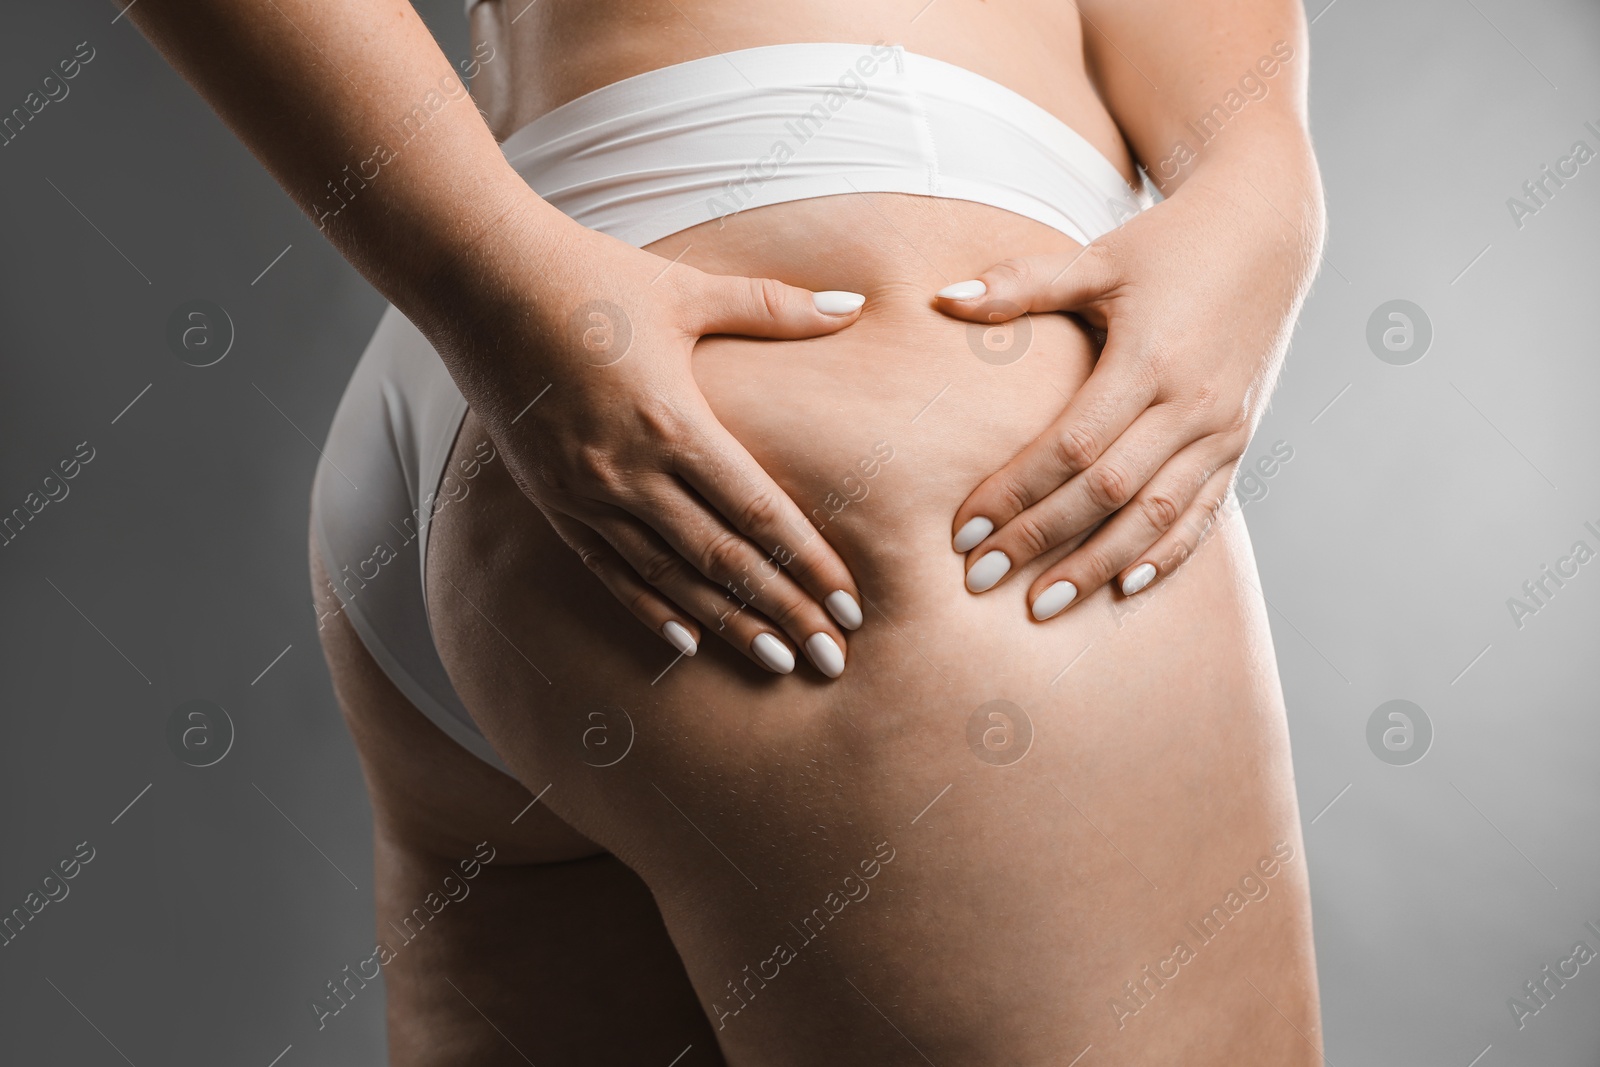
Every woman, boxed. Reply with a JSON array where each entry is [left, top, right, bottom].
[[131, 0, 1325, 1062]]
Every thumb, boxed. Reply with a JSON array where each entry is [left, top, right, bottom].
[[685, 271, 867, 339], [933, 245, 1121, 324]]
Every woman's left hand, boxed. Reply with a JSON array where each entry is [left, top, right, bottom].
[[933, 176, 1322, 619]]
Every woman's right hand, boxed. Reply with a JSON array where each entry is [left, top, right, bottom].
[[113, 0, 861, 674], [429, 216, 867, 678]]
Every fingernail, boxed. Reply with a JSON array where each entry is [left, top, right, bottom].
[[966, 550, 1011, 593], [1031, 581, 1078, 621], [813, 290, 866, 315], [752, 632, 796, 673], [804, 633, 846, 678], [825, 590, 863, 630], [953, 516, 993, 553], [936, 279, 987, 301], [661, 620, 697, 656], [1122, 563, 1158, 596]]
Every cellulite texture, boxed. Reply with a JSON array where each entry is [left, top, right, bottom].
[[311, 42, 1151, 770]]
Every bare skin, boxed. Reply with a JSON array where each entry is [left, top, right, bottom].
[[298, 2, 1321, 1064], [406, 203, 1320, 1066], [317, 164, 1324, 1067]]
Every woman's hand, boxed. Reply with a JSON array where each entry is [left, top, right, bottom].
[[116, 0, 868, 677], [932, 174, 1322, 619], [430, 213, 868, 677]]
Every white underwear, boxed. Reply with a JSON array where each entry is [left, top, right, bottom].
[[312, 42, 1153, 772]]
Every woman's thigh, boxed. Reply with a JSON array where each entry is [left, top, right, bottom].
[[423, 200, 1321, 1065], [309, 543, 724, 1067]]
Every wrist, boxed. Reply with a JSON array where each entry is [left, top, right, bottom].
[[391, 176, 616, 394]]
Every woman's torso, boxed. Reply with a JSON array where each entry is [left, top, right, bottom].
[[411, 6, 1322, 1062]]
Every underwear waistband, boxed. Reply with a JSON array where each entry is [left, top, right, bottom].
[[497, 42, 1153, 247]]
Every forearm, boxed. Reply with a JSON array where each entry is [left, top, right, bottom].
[[122, 0, 566, 328], [1078, 0, 1322, 236]]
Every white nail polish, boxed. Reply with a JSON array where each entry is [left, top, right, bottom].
[[805, 633, 846, 678], [936, 279, 987, 301], [813, 290, 866, 315], [661, 620, 697, 656], [825, 590, 863, 631], [1031, 581, 1078, 621], [1122, 563, 1158, 596], [752, 633, 796, 673], [966, 550, 1011, 593], [953, 516, 994, 553]]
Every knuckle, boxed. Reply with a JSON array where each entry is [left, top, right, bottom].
[[1008, 512, 1057, 558], [1189, 380, 1223, 416], [639, 548, 684, 589], [1225, 411, 1255, 446], [625, 588, 658, 619], [992, 478, 1035, 521], [575, 542, 610, 576], [1140, 490, 1182, 533], [751, 276, 790, 319], [1192, 489, 1230, 537], [758, 591, 807, 630], [988, 258, 1032, 290], [1074, 544, 1118, 584], [732, 490, 784, 536], [1083, 462, 1133, 511], [572, 443, 624, 495], [1081, 242, 1117, 281], [698, 528, 748, 579], [635, 397, 681, 443], [1050, 425, 1100, 474]]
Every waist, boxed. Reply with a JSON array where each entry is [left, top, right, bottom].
[[483, 41, 1152, 249]]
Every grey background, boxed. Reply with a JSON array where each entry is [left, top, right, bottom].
[[1, 1, 1595, 1064]]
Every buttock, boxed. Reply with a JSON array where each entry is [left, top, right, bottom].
[[420, 268, 1317, 1062]]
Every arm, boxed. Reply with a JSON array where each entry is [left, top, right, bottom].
[[125, 0, 868, 673], [935, 0, 1324, 618]]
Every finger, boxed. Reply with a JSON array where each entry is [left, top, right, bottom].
[[952, 346, 1157, 553], [682, 269, 866, 338], [541, 510, 702, 657], [960, 406, 1196, 589], [1114, 465, 1239, 600], [630, 474, 854, 678], [669, 410, 864, 629], [587, 502, 847, 678], [932, 244, 1122, 323], [1023, 447, 1222, 620]]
